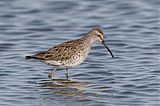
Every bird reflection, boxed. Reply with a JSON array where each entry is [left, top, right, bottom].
[[39, 79, 90, 98]]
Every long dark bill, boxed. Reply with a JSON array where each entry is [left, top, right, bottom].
[[102, 40, 114, 58]]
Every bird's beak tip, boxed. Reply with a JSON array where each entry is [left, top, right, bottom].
[[112, 55, 114, 58]]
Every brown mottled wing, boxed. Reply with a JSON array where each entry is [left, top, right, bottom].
[[37, 38, 82, 61]]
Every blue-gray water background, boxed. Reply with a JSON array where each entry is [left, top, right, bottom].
[[0, 0, 159, 106]]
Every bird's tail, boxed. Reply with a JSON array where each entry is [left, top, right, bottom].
[[25, 56, 40, 60], [26, 52, 46, 60]]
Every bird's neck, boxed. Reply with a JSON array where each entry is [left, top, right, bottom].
[[82, 33, 97, 45]]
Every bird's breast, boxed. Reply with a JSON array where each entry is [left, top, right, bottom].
[[63, 46, 91, 67]]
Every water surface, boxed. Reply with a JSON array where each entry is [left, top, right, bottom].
[[0, 0, 159, 106]]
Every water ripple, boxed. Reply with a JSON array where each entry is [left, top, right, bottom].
[[0, 0, 159, 106]]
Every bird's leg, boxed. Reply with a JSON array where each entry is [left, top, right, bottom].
[[65, 67, 69, 80], [48, 66, 59, 78]]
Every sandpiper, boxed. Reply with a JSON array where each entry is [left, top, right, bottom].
[[26, 27, 114, 79]]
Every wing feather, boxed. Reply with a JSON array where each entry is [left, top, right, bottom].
[[34, 38, 83, 61]]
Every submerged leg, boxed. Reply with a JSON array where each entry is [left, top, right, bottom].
[[65, 67, 69, 80], [48, 66, 59, 78]]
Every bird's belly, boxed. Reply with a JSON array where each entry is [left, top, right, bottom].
[[63, 49, 90, 67], [45, 57, 85, 67], [45, 60, 62, 66], [64, 56, 85, 67]]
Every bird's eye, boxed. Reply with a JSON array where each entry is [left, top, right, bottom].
[[98, 35, 101, 37]]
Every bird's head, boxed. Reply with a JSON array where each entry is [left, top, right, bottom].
[[90, 27, 114, 58], [92, 27, 105, 42]]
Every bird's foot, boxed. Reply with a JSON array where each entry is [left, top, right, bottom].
[[48, 72, 53, 79]]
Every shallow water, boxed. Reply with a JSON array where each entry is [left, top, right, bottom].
[[0, 0, 159, 106]]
